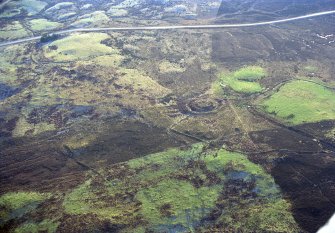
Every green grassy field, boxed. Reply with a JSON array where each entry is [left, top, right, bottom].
[[29, 19, 62, 32], [219, 66, 267, 94], [262, 80, 335, 124], [0, 21, 31, 40], [43, 33, 117, 61]]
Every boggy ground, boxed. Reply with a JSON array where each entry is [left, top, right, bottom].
[[1, 144, 303, 233], [1, 1, 335, 232]]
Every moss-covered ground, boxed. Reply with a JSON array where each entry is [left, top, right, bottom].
[[0, 192, 50, 227], [0, 144, 300, 232], [0, 192, 49, 210], [43, 33, 118, 62], [136, 179, 221, 230], [12, 117, 56, 137], [0, 21, 31, 40], [218, 66, 267, 94], [262, 80, 335, 124], [29, 19, 62, 32], [14, 220, 59, 233], [55, 144, 299, 232]]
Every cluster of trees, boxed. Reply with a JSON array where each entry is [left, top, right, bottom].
[[40, 34, 60, 43]]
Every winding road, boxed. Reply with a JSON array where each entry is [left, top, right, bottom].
[[0, 10, 335, 47]]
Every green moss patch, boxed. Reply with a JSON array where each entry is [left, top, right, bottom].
[[204, 148, 278, 196], [128, 143, 203, 169], [0, 192, 50, 225], [0, 21, 31, 40], [136, 179, 220, 230], [246, 199, 299, 232], [219, 66, 267, 93], [204, 149, 265, 176], [12, 117, 56, 137], [215, 199, 299, 233], [115, 68, 171, 98], [60, 144, 299, 232], [14, 219, 59, 233], [29, 19, 62, 32], [63, 179, 139, 223], [262, 80, 335, 124], [0, 192, 49, 210], [79, 54, 124, 68], [43, 33, 117, 62]]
